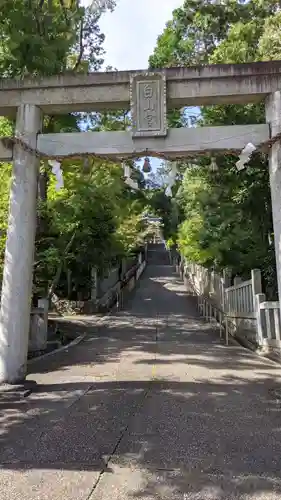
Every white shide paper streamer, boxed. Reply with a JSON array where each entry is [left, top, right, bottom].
[[48, 160, 64, 191]]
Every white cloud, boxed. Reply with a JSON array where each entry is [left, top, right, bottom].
[[92, 0, 183, 70]]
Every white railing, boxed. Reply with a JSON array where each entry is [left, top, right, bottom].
[[225, 279, 254, 318], [257, 298, 281, 348], [186, 263, 223, 307], [185, 263, 281, 349]]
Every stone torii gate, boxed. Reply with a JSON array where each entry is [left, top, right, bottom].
[[0, 61, 281, 383]]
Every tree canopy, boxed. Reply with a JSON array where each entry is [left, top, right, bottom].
[[149, 0, 281, 298], [0, 0, 150, 302], [2, 0, 280, 301]]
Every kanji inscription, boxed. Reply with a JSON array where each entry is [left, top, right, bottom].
[[130, 72, 167, 137]]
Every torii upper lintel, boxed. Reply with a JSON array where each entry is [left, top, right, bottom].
[[0, 60, 280, 115]]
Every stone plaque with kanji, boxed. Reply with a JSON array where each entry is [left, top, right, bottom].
[[130, 72, 167, 137]]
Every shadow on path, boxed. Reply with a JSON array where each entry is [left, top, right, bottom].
[[1, 259, 281, 499]]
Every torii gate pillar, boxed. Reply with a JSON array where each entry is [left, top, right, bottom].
[[0, 105, 42, 384], [266, 91, 281, 313]]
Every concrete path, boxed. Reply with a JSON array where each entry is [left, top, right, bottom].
[[1, 265, 281, 499]]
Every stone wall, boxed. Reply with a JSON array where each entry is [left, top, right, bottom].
[[30, 258, 147, 354], [225, 316, 257, 346], [98, 267, 119, 298]]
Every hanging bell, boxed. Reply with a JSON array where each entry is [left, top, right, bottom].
[[142, 156, 151, 173]]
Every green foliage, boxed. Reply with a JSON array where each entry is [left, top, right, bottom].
[[258, 10, 281, 60], [150, 0, 281, 67], [0, 1, 79, 77], [177, 158, 273, 277], [34, 152, 148, 297], [0, 1, 149, 300], [146, 189, 176, 240], [149, 0, 280, 297], [0, 163, 11, 268], [0, 1, 112, 77]]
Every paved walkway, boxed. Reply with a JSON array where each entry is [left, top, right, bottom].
[[2, 265, 281, 499]]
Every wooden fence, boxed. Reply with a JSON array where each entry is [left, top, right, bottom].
[[185, 263, 281, 349]]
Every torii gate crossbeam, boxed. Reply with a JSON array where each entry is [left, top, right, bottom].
[[0, 124, 270, 162], [0, 61, 280, 114], [0, 60, 281, 383]]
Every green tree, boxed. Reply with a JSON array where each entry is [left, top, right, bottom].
[[0, 1, 149, 302], [149, 0, 281, 297]]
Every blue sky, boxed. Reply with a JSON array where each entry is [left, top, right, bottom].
[[83, 0, 200, 172]]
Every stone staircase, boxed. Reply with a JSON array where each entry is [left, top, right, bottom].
[[147, 243, 171, 265]]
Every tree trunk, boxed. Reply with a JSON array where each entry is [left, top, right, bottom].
[[48, 230, 77, 301]]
